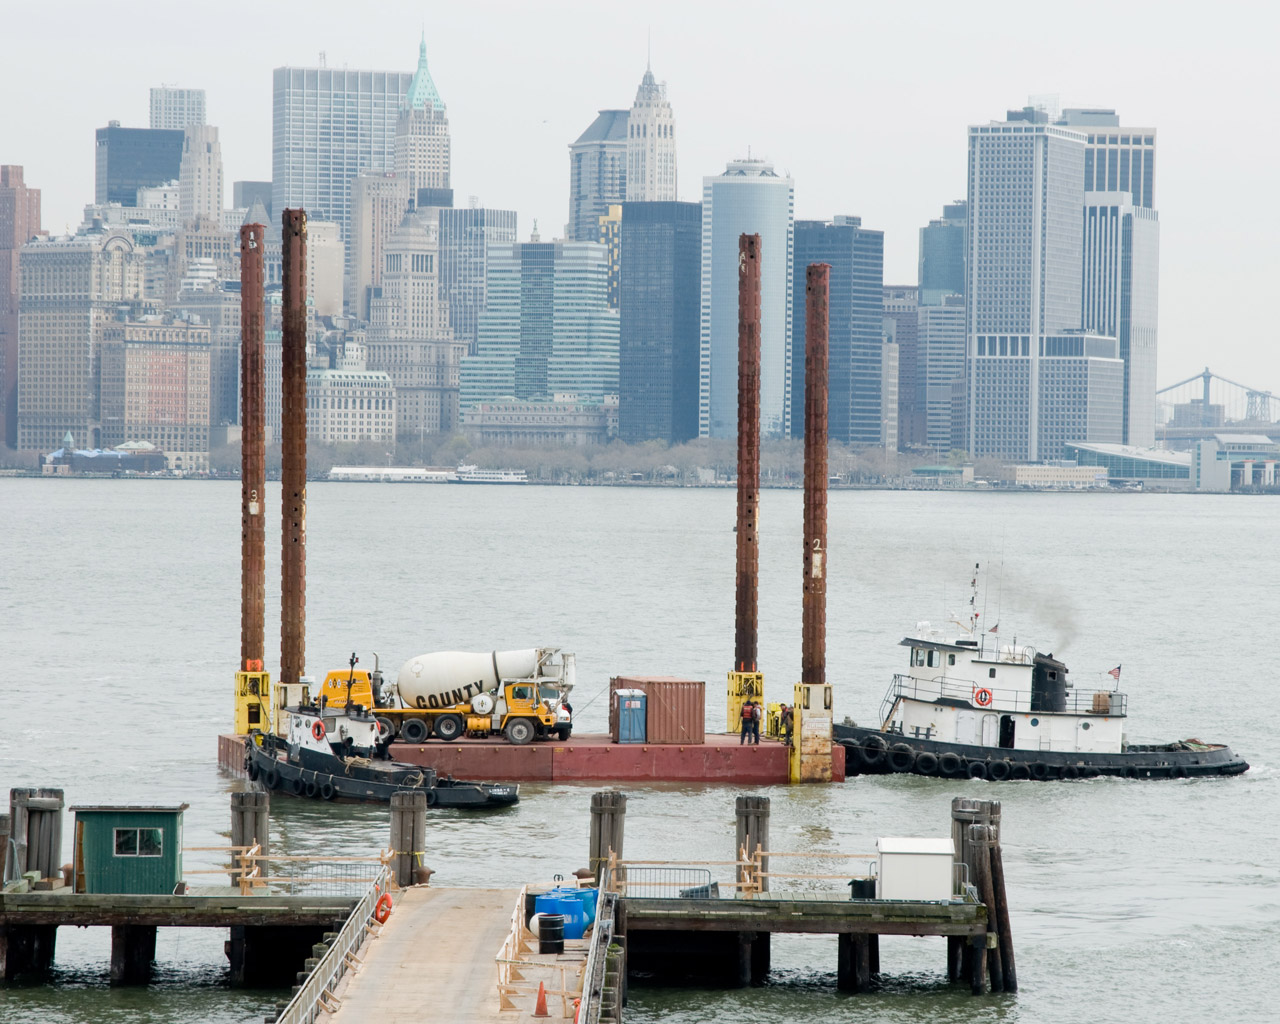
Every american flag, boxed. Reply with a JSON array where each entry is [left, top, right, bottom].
[[1108, 665, 1122, 681]]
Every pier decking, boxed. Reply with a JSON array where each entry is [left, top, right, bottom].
[[218, 732, 846, 784]]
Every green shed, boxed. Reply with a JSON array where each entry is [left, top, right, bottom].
[[70, 804, 188, 895]]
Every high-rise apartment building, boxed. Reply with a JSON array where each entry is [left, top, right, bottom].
[[1, 166, 41, 448], [150, 87, 206, 131], [966, 114, 1093, 460], [17, 232, 145, 451], [271, 63, 413, 244], [99, 314, 211, 470], [882, 285, 921, 448], [179, 124, 224, 225], [918, 201, 966, 307], [1082, 192, 1159, 446], [618, 201, 701, 443], [625, 67, 676, 202], [366, 208, 466, 436], [394, 36, 450, 197], [461, 240, 619, 409], [567, 111, 628, 242], [95, 124, 184, 206], [791, 218, 885, 444], [437, 205, 518, 355], [700, 159, 794, 439]]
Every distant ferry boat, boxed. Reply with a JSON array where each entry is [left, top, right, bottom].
[[328, 466, 452, 483], [452, 465, 528, 484]]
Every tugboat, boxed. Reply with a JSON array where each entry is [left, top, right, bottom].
[[245, 698, 519, 807], [835, 567, 1249, 781]]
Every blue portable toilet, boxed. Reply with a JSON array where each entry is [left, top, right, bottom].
[[614, 689, 647, 744]]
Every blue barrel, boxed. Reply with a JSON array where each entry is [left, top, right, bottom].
[[548, 886, 597, 928], [534, 894, 584, 940]]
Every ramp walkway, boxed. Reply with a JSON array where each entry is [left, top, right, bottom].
[[326, 887, 518, 1023]]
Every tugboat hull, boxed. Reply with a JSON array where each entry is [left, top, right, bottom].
[[244, 737, 518, 807], [834, 724, 1250, 781]]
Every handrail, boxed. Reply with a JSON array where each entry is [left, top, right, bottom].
[[884, 674, 1128, 718], [273, 863, 389, 1024], [577, 878, 617, 1024]]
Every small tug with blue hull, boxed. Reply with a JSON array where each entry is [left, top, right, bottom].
[[246, 699, 518, 807], [836, 576, 1249, 782]]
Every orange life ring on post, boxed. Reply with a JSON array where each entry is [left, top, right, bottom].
[[974, 688, 993, 707], [312, 720, 326, 741], [374, 891, 393, 924]]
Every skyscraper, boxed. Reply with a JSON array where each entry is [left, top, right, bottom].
[[1082, 192, 1159, 446], [625, 67, 677, 202], [17, 232, 145, 451], [598, 204, 622, 309], [567, 111, 628, 242], [918, 201, 966, 307], [882, 285, 920, 448], [1, 166, 40, 448], [394, 35, 450, 196], [437, 206, 518, 354], [792, 218, 885, 445], [461, 240, 619, 409], [966, 114, 1092, 460], [1058, 108, 1156, 209], [95, 124, 184, 206], [150, 87, 206, 131], [618, 201, 702, 443], [917, 295, 967, 451], [271, 63, 413, 244], [347, 171, 410, 319], [366, 208, 466, 436], [700, 159, 794, 439], [179, 124, 224, 225]]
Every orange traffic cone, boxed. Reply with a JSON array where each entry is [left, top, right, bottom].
[[533, 981, 550, 1017]]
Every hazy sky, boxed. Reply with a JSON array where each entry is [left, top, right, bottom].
[[6, 0, 1277, 392]]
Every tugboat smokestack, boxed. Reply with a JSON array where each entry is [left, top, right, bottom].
[[802, 263, 830, 685], [735, 234, 762, 672], [280, 209, 308, 686]]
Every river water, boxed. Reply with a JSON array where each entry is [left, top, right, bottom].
[[1, 480, 1276, 1023]]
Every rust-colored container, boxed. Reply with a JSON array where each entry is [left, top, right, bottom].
[[608, 676, 706, 745]]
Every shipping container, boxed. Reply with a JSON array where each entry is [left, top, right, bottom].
[[609, 676, 705, 745]]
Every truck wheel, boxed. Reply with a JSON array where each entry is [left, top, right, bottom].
[[505, 718, 536, 745], [434, 714, 464, 742], [555, 726, 572, 741], [401, 718, 430, 744], [375, 716, 398, 743]]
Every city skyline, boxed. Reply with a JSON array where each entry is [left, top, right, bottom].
[[1, 2, 1273, 393]]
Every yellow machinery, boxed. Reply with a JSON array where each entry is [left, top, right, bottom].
[[789, 682, 834, 783], [234, 667, 273, 735], [726, 670, 764, 733]]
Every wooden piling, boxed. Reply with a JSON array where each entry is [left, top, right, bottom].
[[8, 789, 64, 881], [230, 791, 270, 885], [734, 795, 770, 894], [389, 791, 427, 888], [110, 924, 157, 985], [988, 826, 1018, 992], [589, 791, 627, 883], [969, 824, 1003, 993]]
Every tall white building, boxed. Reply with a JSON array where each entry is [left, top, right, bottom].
[[347, 171, 411, 319], [307, 220, 344, 317], [272, 63, 413, 246], [918, 296, 967, 451], [179, 125, 223, 226], [150, 87, 205, 131], [394, 35, 450, 197], [1082, 192, 1159, 446], [699, 158, 794, 439], [625, 66, 676, 201]]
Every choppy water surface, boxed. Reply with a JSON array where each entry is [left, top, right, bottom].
[[1, 481, 1276, 1023]]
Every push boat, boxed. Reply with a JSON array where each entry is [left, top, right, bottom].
[[245, 699, 519, 808], [834, 581, 1249, 782]]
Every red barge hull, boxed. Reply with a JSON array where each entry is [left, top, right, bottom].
[[219, 732, 845, 785]]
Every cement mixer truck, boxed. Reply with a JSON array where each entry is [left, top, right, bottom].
[[317, 647, 575, 746]]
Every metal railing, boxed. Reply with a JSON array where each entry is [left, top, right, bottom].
[[272, 862, 390, 1024], [883, 674, 1127, 720], [578, 871, 617, 1024], [181, 847, 392, 897]]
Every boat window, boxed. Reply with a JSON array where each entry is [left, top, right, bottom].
[[989, 668, 996, 679], [948, 654, 956, 666], [927, 650, 941, 668], [912, 648, 926, 667]]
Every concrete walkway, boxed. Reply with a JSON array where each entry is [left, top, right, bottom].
[[326, 886, 519, 1023]]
